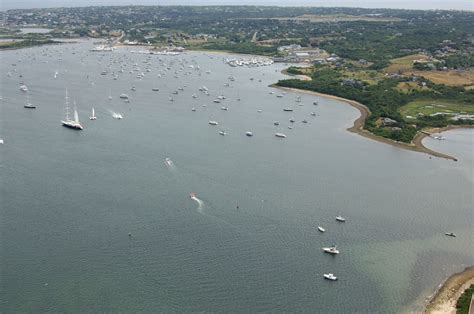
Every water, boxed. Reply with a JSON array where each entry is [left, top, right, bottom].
[[1, 41, 473, 312]]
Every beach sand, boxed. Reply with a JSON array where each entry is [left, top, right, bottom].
[[424, 266, 474, 314]]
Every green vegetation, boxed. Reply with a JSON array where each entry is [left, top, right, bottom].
[[456, 284, 473, 314], [0, 39, 58, 49], [400, 100, 474, 119], [277, 65, 474, 143]]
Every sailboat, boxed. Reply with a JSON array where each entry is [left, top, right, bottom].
[[61, 91, 83, 130], [24, 92, 36, 109], [89, 107, 97, 120]]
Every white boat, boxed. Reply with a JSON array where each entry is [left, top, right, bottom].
[[318, 226, 325, 232], [191, 108, 196, 112], [0, 139, 3, 145], [275, 133, 286, 138], [322, 245, 339, 255], [274, 121, 280, 126], [209, 121, 218, 126], [323, 273, 338, 281], [89, 107, 97, 120], [213, 99, 221, 103], [445, 232, 456, 237], [257, 110, 262, 113], [311, 112, 316, 116], [219, 131, 227, 136], [336, 216, 346, 222], [131, 86, 136, 91], [221, 106, 228, 111], [283, 108, 293, 112], [246, 131, 253, 137], [165, 158, 173, 166], [20, 84, 28, 92], [61, 91, 83, 130], [119, 93, 129, 99], [112, 112, 123, 120]]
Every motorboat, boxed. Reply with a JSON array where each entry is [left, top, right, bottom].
[[152, 88, 159, 91], [302, 120, 308, 123], [165, 158, 173, 166], [311, 112, 316, 116], [20, 84, 28, 92], [209, 121, 218, 126], [246, 131, 253, 137], [221, 106, 228, 111], [323, 273, 338, 281], [219, 131, 227, 136], [275, 133, 286, 138], [213, 99, 221, 103], [112, 112, 123, 119], [191, 108, 196, 111], [322, 245, 340, 255], [318, 226, 325, 232], [283, 108, 293, 112], [257, 110, 263, 113], [189, 192, 197, 198], [119, 93, 129, 99], [445, 232, 456, 237], [289, 118, 295, 123], [336, 216, 346, 222], [274, 121, 280, 126], [313, 101, 319, 105]]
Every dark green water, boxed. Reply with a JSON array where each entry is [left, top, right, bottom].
[[1, 41, 473, 312]]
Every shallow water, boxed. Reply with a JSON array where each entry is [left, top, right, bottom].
[[1, 41, 472, 312]]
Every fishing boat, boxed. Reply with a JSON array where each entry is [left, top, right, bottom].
[[61, 91, 83, 130], [89, 107, 97, 120]]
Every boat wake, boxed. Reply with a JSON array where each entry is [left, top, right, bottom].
[[108, 109, 124, 119], [190, 193, 204, 213], [164, 158, 177, 171]]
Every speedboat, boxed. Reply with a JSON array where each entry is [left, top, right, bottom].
[[322, 245, 339, 255], [209, 121, 218, 125], [311, 112, 316, 116], [318, 226, 325, 232], [336, 216, 346, 222], [246, 131, 253, 137], [445, 232, 456, 237], [219, 131, 227, 136], [20, 85, 28, 92], [24, 103, 36, 109], [112, 113, 123, 120], [119, 93, 129, 99], [257, 110, 263, 113], [275, 133, 286, 138], [283, 108, 293, 112], [289, 118, 295, 123], [221, 106, 228, 111], [323, 273, 338, 281]]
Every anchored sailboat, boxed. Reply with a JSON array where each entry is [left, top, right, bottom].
[[89, 107, 97, 120], [61, 90, 83, 130]]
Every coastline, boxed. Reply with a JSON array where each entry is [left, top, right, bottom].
[[273, 84, 474, 161], [424, 266, 474, 314]]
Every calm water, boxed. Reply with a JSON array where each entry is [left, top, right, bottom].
[[1, 41, 473, 312]]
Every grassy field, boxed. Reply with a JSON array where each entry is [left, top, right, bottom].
[[412, 69, 473, 86], [384, 54, 429, 73], [456, 284, 473, 314], [400, 99, 474, 120]]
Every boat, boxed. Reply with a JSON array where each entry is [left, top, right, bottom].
[[288, 126, 293, 129], [219, 131, 227, 136], [322, 245, 340, 255], [275, 133, 286, 138], [274, 121, 280, 126], [289, 118, 295, 123], [336, 216, 346, 222], [209, 121, 218, 125], [24, 92, 36, 109], [189, 192, 197, 198], [302, 120, 308, 123], [89, 107, 96, 120], [445, 232, 456, 237], [131, 86, 136, 91], [191, 108, 196, 112], [276, 94, 283, 98], [296, 96, 302, 102], [221, 106, 228, 111], [119, 93, 129, 99], [311, 112, 316, 116], [61, 91, 83, 130], [20, 84, 28, 92], [313, 101, 319, 105], [112, 112, 123, 120], [165, 158, 173, 166], [283, 108, 293, 112], [152, 88, 159, 91], [318, 226, 325, 232], [323, 273, 338, 281], [246, 131, 253, 137], [213, 99, 221, 103], [257, 110, 263, 113]]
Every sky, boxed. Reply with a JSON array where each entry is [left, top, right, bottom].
[[1, 0, 472, 11]]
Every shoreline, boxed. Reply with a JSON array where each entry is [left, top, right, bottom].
[[424, 266, 474, 313], [273, 84, 474, 161]]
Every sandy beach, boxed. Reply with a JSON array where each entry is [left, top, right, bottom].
[[424, 266, 474, 314], [274, 85, 474, 161]]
